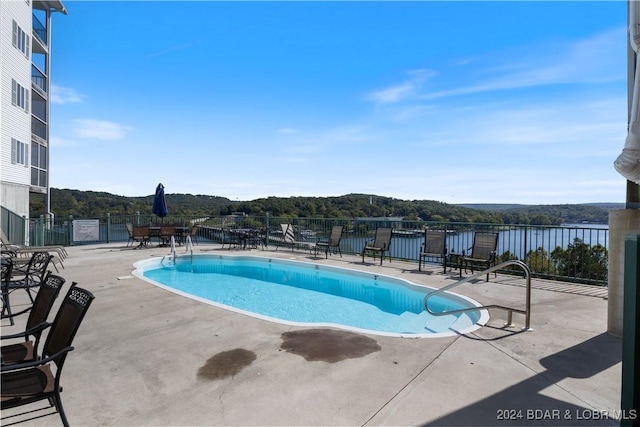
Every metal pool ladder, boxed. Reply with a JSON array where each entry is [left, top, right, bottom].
[[423, 260, 533, 331], [166, 235, 194, 265]]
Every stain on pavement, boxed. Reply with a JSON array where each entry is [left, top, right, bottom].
[[197, 348, 257, 380], [281, 329, 381, 363]]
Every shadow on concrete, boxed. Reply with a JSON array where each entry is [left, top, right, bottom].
[[422, 333, 622, 426]]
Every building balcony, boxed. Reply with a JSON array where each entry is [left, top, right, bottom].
[[31, 116, 47, 143], [32, 14, 47, 48], [31, 65, 47, 98]]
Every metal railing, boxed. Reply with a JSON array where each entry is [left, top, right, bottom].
[[32, 14, 46, 46], [424, 260, 533, 330], [1, 207, 27, 245], [0, 212, 609, 286]]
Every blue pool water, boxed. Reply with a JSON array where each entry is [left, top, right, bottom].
[[133, 255, 488, 338]]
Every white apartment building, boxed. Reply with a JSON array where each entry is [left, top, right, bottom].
[[0, 0, 66, 223]]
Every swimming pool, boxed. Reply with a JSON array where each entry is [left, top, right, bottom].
[[133, 255, 489, 338]]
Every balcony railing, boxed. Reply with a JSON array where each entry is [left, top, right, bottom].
[[15, 214, 610, 287], [31, 116, 47, 142], [32, 14, 47, 46], [31, 65, 46, 96]]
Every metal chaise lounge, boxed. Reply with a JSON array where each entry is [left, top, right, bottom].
[[275, 224, 314, 253], [1, 231, 66, 273], [1, 229, 67, 261]]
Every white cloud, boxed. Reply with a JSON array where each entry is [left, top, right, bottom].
[[72, 119, 131, 140], [367, 69, 437, 104], [422, 26, 625, 101], [51, 85, 85, 104]]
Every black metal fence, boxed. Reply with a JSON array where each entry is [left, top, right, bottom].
[[17, 213, 609, 286]]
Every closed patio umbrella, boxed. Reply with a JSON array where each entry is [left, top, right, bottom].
[[152, 183, 168, 220]]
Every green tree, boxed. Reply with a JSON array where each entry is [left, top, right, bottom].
[[551, 238, 608, 283]]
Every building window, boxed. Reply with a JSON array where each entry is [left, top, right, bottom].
[[12, 20, 30, 58], [11, 79, 30, 113], [11, 138, 29, 167], [31, 141, 47, 187]]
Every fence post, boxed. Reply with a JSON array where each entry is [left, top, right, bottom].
[[21, 215, 27, 245], [523, 225, 528, 263], [136, 211, 140, 225], [35, 215, 45, 246], [106, 213, 111, 243], [68, 215, 74, 245], [266, 213, 270, 244], [621, 234, 640, 426]]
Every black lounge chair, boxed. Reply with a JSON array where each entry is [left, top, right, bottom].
[[463, 232, 499, 281], [418, 231, 447, 273], [1, 285, 95, 427], [1, 273, 66, 366], [315, 225, 344, 259], [7, 251, 52, 303], [361, 227, 393, 265]]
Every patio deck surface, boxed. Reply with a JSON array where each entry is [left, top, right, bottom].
[[1, 242, 622, 426]]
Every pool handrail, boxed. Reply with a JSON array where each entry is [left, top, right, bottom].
[[423, 259, 533, 331]]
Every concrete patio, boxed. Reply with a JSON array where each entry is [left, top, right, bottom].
[[1, 241, 623, 426]]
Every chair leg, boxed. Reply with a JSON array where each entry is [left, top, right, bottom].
[[1, 287, 14, 325], [25, 285, 36, 303], [52, 392, 70, 427]]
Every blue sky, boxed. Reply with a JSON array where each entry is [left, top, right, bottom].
[[50, 1, 628, 204]]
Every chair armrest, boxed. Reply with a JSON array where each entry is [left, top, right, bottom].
[[1, 321, 51, 340], [1, 346, 74, 372], [0, 304, 33, 320]]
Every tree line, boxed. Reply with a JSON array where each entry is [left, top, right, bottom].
[[28, 189, 616, 225]]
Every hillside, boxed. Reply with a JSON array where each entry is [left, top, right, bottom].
[[460, 203, 622, 224], [27, 189, 616, 225]]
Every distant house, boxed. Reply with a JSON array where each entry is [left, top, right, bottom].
[[0, 0, 67, 232]]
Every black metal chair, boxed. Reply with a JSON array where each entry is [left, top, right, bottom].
[[2, 273, 66, 365], [7, 251, 52, 303], [463, 232, 499, 281], [418, 231, 447, 273], [315, 225, 344, 259], [361, 227, 393, 265], [1, 285, 95, 427], [2, 256, 14, 325]]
